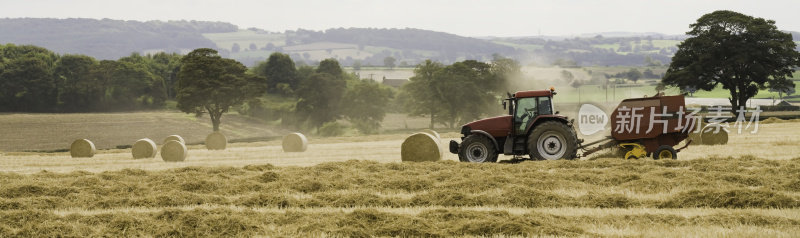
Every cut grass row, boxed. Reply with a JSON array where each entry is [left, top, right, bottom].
[[1, 156, 799, 211], [2, 156, 799, 236], [4, 206, 799, 237]]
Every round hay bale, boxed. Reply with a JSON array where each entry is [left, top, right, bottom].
[[760, 117, 784, 124], [401, 132, 441, 162], [701, 124, 729, 145], [419, 130, 443, 157], [163, 135, 185, 145], [421, 129, 441, 140], [131, 138, 157, 159], [282, 133, 308, 152], [70, 139, 96, 158], [161, 140, 187, 162], [205, 132, 227, 150]]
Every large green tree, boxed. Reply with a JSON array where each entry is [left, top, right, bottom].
[[0, 53, 57, 111], [663, 10, 800, 111], [253, 52, 297, 95], [0, 45, 60, 112], [295, 73, 346, 132], [176, 48, 266, 131], [401, 59, 504, 128], [401, 60, 444, 129], [433, 61, 497, 128], [54, 54, 100, 111], [342, 79, 394, 134], [294, 59, 347, 132], [316, 58, 344, 79]]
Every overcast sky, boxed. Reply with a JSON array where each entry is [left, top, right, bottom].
[[2, 0, 797, 37]]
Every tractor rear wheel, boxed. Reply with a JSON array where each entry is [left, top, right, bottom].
[[653, 145, 677, 160], [458, 134, 498, 163], [528, 121, 578, 160]]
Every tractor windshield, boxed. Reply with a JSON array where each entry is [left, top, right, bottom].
[[515, 96, 553, 134], [515, 97, 537, 134]]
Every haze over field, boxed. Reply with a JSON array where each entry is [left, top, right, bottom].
[[2, 0, 798, 37]]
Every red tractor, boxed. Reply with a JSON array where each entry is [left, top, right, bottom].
[[449, 87, 580, 162]]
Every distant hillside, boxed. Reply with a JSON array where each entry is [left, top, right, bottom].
[[207, 28, 518, 66], [5, 18, 794, 67], [0, 18, 237, 59]]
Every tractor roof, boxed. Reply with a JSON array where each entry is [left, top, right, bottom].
[[514, 89, 553, 98]]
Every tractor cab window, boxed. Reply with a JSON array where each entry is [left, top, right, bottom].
[[538, 96, 552, 115], [515, 97, 537, 134]]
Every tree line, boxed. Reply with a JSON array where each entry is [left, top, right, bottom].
[[0, 44, 182, 112], [0, 42, 521, 134], [177, 49, 519, 133]]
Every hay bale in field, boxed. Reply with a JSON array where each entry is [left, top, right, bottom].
[[282, 133, 308, 152], [163, 135, 185, 145], [760, 117, 785, 124], [161, 140, 187, 162], [131, 138, 157, 159], [401, 132, 441, 162], [205, 132, 227, 150], [688, 132, 703, 145], [421, 129, 441, 140], [70, 139, 96, 158], [419, 130, 443, 157], [685, 119, 705, 145], [701, 124, 729, 145]]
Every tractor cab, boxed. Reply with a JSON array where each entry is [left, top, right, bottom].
[[507, 88, 555, 136]]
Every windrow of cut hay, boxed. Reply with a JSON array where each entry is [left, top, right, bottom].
[[2, 156, 800, 236], [1, 156, 799, 211], [2, 202, 799, 237]]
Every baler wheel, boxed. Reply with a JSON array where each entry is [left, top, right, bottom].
[[654, 145, 677, 160]]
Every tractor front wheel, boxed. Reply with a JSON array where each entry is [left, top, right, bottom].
[[458, 134, 498, 163]]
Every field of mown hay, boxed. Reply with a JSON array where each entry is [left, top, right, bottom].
[[1, 157, 799, 237], [0, 113, 799, 236], [0, 112, 283, 152]]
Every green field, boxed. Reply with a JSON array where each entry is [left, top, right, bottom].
[[493, 40, 545, 52], [202, 30, 286, 50], [650, 39, 681, 48]]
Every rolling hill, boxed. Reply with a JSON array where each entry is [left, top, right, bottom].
[[2, 18, 798, 67]]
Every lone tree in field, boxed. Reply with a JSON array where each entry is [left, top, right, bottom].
[[401, 60, 445, 129], [384, 56, 396, 69], [663, 10, 800, 111], [402, 59, 507, 129], [177, 48, 266, 131], [342, 79, 394, 134]]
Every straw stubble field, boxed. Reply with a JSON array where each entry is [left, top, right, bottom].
[[0, 114, 799, 237]]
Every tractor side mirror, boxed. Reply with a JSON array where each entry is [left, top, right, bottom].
[[502, 101, 507, 110]]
